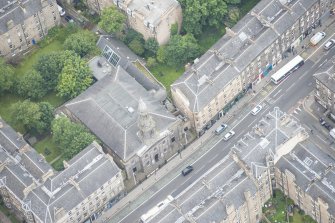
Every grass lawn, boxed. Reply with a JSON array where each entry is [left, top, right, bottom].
[[263, 190, 316, 223], [240, 0, 261, 16], [198, 26, 226, 53], [0, 94, 25, 133], [149, 64, 185, 92], [33, 135, 62, 163], [42, 92, 66, 108], [15, 40, 63, 76]]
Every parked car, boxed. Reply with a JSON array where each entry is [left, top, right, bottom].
[[65, 15, 74, 23], [320, 118, 326, 126], [215, 123, 228, 135], [223, 130, 235, 141], [323, 39, 335, 51], [324, 122, 332, 130], [251, 105, 263, 115], [181, 166, 193, 176]]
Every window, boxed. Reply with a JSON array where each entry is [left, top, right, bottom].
[[102, 45, 120, 67]]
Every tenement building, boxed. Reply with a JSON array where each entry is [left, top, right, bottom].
[[171, 0, 332, 136], [64, 64, 185, 187], [86, 0, 182, 44], [314, 57, 335, 119], [0, 118, 125, 223], [0, 0, 61, 57], [143, 108, 335, 223]]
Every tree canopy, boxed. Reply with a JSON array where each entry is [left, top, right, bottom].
[[51, 117, 96, 160], [128, 39, 145, 55], [56, 55, 93, 99], [63, 30, 97, 57], [0, 58, 14, 94], [11, 100, 54, 134], [17, 70, 47, 100], [178, 0, 228, 35], [11, 100, 41, 132], [34, 51, 77, 92], [159, 34, 201, 67], [98, 6, 126, 34], [144, 38, 159, 56]]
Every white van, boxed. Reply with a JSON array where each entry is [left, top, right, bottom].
[[57, 4, 65, 16]]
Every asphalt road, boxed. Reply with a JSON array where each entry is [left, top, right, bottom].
[[112, 39, 335, 223]]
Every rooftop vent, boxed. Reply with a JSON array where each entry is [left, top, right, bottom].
[[127, 106, 135, 113]]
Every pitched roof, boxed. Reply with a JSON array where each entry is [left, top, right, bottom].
[[65, 66, 177, 161], [171, 0, 317, 112]]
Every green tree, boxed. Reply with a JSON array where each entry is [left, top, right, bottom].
[[164, 34, 200, 67], [51, 117, 96, 159], [228, 8, 240, 24], [98, 6, 126, 34], [145, 38, 159, 56], [0, 58, 14, 94], [63, 30, 97, 57], [225, 0, 241, 4], [156, 46, 166, 63], [17, 70, 47, 100], [124, 28, 144, 45], [146, 57, 157, 68], [170, 23, 179, 36], [11, 100, 41, 131], [57, 55, 93, 99], [179, 0, 228, 35], [35, 51, 77, 91], [128, 39, 145, 55], [35, 102, 54, 134]]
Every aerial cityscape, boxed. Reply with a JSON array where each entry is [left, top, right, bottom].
[[0, 0, 335, 223]]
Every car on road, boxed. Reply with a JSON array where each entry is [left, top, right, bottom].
[[320, 118, 326, 126], [324, 122, 332, 130], [323, 39, 335, 51], [223, 130, 235, 141], [181, 166, 193, 176], [251, 105, 263, 115], [215, 123, 228, 135], [65, 15, 74, 23]]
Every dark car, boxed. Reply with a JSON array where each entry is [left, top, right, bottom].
[[320, 118, 326, 126], [324, 122, 332, 130], [181, 166, 193, 176], [65, 15, 74, 23]]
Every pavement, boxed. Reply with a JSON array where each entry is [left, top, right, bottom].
[[96, 12, 335, 223]]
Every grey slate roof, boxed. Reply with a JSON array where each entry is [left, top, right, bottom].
[[65, 66, 177, 161], [0, 0, 55, 34], [0, 118, 122, 223], [313, 59, 335, 92], [276, 142, 335, 214], [146, 108, 306, 222], [171, 0, 318, 112], [96, 36, 163, 92]]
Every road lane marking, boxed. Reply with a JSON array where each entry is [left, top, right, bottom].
[[285, 82, 296, 92], [316, 134, 328, 144], [273, 89, 282, 97]]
